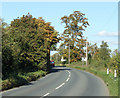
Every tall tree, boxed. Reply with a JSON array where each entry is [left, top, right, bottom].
[[108, 49, 120, 73], [2, 13, 59, 75], [36, 17, 59, 70], [99, 41, 111, 61], [93, 41, 111, 68], [60, 11, 89, 63], [87, 43, 98, 64]]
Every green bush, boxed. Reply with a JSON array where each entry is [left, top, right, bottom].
[[2, 70, 46, 91], [2, 46, 15, 78], [2, 14, 59, 80]]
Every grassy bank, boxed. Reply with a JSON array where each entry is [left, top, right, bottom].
[[63, 62, 118, 96], [1, 70, 47, 91]]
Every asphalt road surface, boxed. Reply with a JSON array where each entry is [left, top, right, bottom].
[[2, 66, 109, 97]]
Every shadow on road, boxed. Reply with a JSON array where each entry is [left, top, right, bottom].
[[55, 65, 66, 67], [50, 66, 71, 73], [24, 82, 33, 86]]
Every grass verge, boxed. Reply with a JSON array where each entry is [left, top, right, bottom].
[[1, 70, 47, 91], [66, 63, 118, 96]]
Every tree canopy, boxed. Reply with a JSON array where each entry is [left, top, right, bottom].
[[59, 11, 89, 63], [2, 14, 59, 78]]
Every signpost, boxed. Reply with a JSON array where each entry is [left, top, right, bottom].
[[61, 56, 66, 66], [61, 56, 66, 62], [114, 69, 117, 78], [107, 68, 109, 74]]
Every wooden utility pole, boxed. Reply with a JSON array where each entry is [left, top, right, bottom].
[[86, 37, 88, 67], [69, 42, 70, 65]]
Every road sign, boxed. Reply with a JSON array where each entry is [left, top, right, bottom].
[[82, 57, 86, 61], [61, 56, 66, 61]]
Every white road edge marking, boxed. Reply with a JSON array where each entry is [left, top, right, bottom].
[[55, 83, 65, 90], [43, 93, 50, 96]]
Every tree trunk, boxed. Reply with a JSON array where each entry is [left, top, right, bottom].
[[47, 46, 51, 72]]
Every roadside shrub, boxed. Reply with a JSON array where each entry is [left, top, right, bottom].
[[2, 70, 46, 91], [2, 46, 15, 79]]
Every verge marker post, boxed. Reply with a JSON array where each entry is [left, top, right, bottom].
[[114, 69, 117, 79], [107, 68, 109, 74]]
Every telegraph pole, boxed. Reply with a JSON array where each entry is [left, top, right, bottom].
[[69, 41, 70, 65], [86, 37, 88, 67], [56, 53, 57, 62]]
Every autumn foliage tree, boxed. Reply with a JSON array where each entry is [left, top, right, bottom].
[[89, 41, 111, 69], [108, 50, 120, 75], [87, 43, 98, 64], [2, 13, 59, 78], [60, 11, 89, 63]]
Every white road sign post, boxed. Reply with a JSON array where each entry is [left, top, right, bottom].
[[107, 68, 109, 74], [82, 57, 84, 66], [61, 56, 66, 62], [61, 56, 66, 66], [114, 69, 117, 78]]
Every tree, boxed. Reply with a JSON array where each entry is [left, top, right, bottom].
[[36, 17, 59, 71], [60, 11, 89, 63], [94, 41, 111, 68], [87, 43, 98, 64], [2, 13, 59, 78], [9, 14, 47, 70], [51, 53, 61, 63], [99, 41, 111, 60], [108, 49, 120, 75], [0, 18, 9, 53], [1, 19, 15, 78]]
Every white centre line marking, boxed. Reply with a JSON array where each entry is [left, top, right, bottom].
[[43, 93, 50, 97], [42, 70, 71, 97], [66, 70, 71, 78], [66, 77, 70, 82], [69, 74, 70, 77], [55, 83, 65, 90]]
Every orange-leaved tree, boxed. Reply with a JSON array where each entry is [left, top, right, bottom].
[[60, 11, 89, 63]]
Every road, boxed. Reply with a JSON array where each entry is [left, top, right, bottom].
[[2, 66, 109, 97]]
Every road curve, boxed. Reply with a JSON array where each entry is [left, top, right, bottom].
[[2, 66, 109, 97]]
